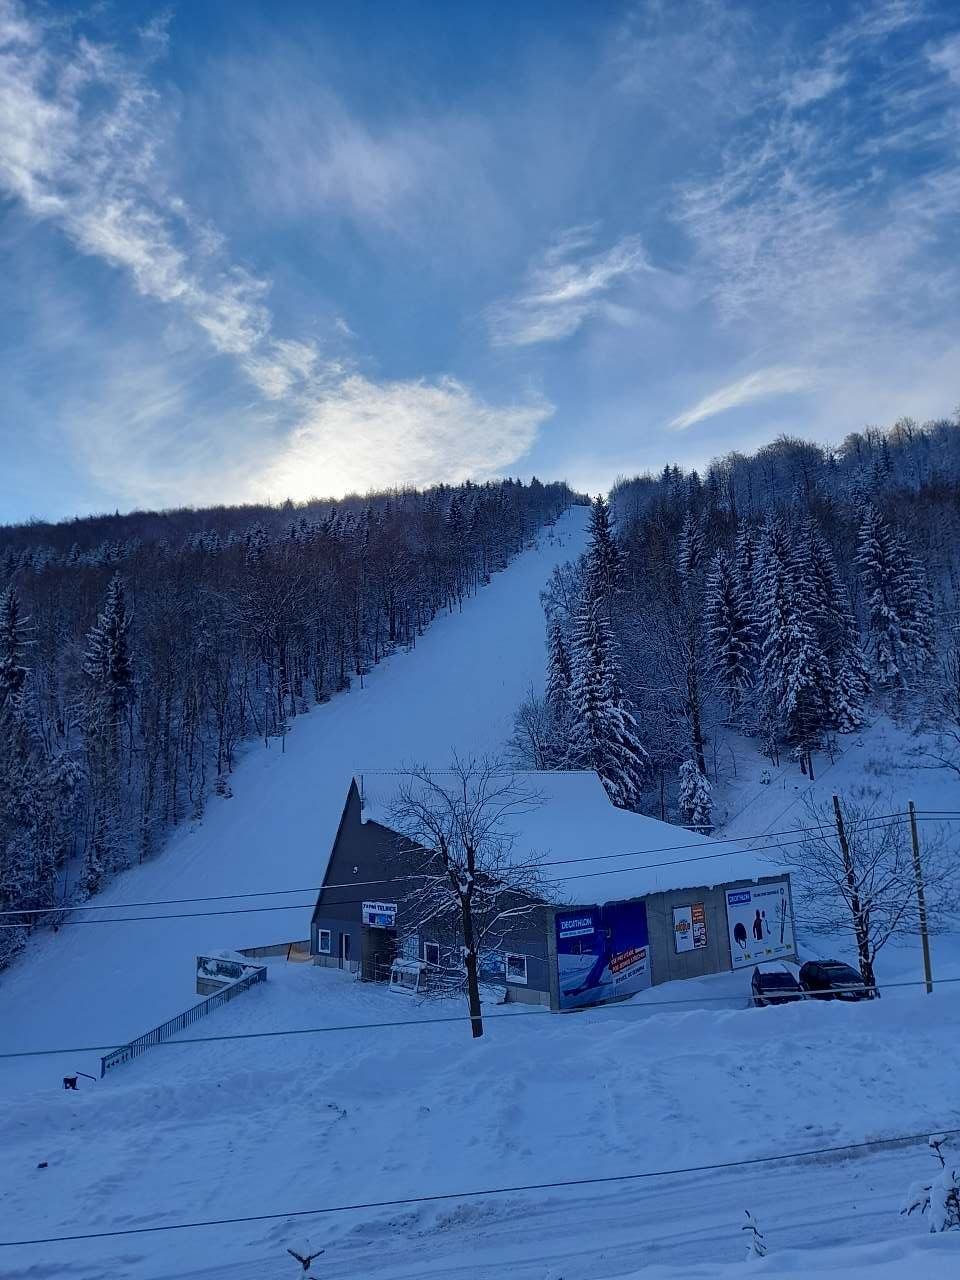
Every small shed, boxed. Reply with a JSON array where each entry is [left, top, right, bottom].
[[310, 771, 796, 1010]]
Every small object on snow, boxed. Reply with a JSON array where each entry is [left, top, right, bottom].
[[37, 1161, 48, 1169], [742, 1209, 767, 1258], [759, 769, 771, 786], [62, 1071, 96, 1090], [287, 1247, 324, 1273]]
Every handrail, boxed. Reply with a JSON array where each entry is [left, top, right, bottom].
[[100, 965, 266, 1077]]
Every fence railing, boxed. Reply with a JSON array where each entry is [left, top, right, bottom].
[[100, 964, 267, 1077]]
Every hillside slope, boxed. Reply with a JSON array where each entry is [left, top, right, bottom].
[[0, 507, 589, 1092]]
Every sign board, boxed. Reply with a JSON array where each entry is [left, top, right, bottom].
[[361, 900, 397, 928], [725, 880, 793, 969], [674, 903, 708, 953], [555, 901, 652, 1010]]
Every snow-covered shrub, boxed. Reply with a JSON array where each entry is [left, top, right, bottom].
[[742, 1209, 767, 1258], [903, 1135, 960, 1232]]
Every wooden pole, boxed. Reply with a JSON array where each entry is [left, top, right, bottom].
[[908, 800, 934, 995]]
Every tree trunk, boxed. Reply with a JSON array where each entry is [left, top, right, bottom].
[[459, 894, 484, 1039]]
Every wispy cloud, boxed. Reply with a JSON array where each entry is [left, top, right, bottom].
[[668, 366, 816, 431], [0, 0, 548, 506], [487, 226, 649, 347]]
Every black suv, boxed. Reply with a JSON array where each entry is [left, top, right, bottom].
[[751, 963, 803, 1006], [798, 960, 873, 1000]]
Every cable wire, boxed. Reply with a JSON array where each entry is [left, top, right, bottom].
[[3, 973, 959, 1062], [3, 1124, 956, 1248]]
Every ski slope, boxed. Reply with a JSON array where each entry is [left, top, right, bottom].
[[0, 506, 589, 1093]]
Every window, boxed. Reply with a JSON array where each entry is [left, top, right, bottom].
[[505, 953, 528, 986], [423, 941, 440, 967], [317, 929, 331, 955]]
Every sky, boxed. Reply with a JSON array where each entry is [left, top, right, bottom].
[[1, 0, 959, 523]]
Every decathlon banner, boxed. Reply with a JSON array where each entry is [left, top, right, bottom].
[[555, 900, 651, 1010], [725, 880, 793, 969]]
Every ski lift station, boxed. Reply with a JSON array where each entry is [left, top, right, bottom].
[[310, 772, 797, 1011]]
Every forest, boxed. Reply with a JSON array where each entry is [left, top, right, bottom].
[[0, 478, 573, 966], [513, 415, 960, 828]]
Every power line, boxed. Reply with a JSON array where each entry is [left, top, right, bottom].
[[3, 972, 959, 1063], [3, 1124, 956, 1248], [1, 809, 934, 921], [4, 811, 945, 929]]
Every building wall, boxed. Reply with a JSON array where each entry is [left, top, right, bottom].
[[642, 874, 796, 987]]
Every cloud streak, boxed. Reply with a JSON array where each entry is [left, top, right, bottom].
[[487, 226, 649, 347], [668, 367, 816, 431], [0, 0, 548, 506]]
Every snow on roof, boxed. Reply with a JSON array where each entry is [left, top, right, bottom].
[[357, 770, 781, 906]]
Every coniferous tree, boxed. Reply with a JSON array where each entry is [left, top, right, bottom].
[[706, 550, 752, 714], [805, 522, 868, 730], [678, 759, 712, 832], [754, 516, 829, 748], [856, 505, 934, 687], [570, 588, 651, 809], [584, 494, 622, 601]]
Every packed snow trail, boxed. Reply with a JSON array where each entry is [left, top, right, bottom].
[[0, 508, 589, 1092]]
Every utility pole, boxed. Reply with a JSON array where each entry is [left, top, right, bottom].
[[908, 800, 934, 995]]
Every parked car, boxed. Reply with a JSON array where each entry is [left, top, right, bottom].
[[751, 962, 804, 1007], [798, 960, 873, 1000]]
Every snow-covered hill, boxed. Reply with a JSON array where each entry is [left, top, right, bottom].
[[0, 507, 589, 1093], [4, 505, 960, 1279]]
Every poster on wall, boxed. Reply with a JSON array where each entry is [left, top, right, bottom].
[[555, 900, 652, 1010], [691, 902, 707, 949], [725, 880, 793, 968], [673, 906, 694, 953], [673, 903, 708, 953]]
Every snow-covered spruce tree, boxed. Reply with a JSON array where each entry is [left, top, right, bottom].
[[81, 573, 134, 894], [754, 516, 829, 750], [542, 615, 576, 765], [805, 522, 869, 731], [678, 759, 712, 832], [903, 1135, 960, 1233], [855, 504, 933, 688], [584, 493, 623, 601], [0, 586, 29, 716], [570, 589, 651, 809], [706, 549, 753, 714]]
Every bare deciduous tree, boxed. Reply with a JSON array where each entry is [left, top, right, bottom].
[[788, 794, 953, 991], [389, 756, 548, 1039]]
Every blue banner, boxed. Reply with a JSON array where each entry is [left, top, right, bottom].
[[555, 900, 651, 1009]]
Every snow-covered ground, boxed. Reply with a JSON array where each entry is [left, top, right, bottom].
[[4, 510, 960, 1277], [0, 508, 589, 1093], [3, 962, 960, 1278]]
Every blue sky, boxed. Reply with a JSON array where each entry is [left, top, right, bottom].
[[1, 0, 959, 522]]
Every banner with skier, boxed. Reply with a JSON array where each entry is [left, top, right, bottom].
[[725, 879, 794, 969], [554, 900, 652, 1009]]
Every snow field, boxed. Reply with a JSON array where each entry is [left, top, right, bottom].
[[3, 961, 960, 1278]]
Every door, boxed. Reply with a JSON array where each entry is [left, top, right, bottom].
[[339, 931, 351, 970]]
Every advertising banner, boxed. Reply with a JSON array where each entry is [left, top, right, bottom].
[[555, 901, 651, 1010], [673, 906, 694, 953], [725, 880, 793, 968], [691, 902, 707, 949], [673, 903, 708, 954], [361, 900, 397, 928]]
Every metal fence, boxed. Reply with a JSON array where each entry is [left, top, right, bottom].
[[100, 964, 267, 1077]]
